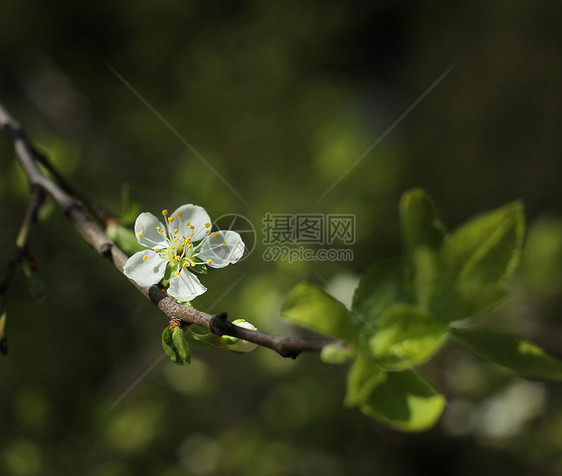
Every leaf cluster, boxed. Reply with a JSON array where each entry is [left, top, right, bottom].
[[282, 189, 562, 431]]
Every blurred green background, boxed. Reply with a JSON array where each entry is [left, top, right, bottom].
[[1, 1, 562, 474]]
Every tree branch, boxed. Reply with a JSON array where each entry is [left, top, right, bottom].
[[0, 100, 340, 358]]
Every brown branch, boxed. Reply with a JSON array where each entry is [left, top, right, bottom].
[[0, 100, 340, 358]]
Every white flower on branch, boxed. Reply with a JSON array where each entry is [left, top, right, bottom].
[[123, 204, 244, 302]]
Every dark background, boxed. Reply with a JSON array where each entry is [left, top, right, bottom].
[[1, 1, 562, 474]]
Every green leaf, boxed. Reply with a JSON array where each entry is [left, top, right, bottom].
[[414, 201, 525, 322], [451, 327, 562, 380], [413, 247, 509, 322], [346, 358, 446, 431], [443, 201, 524, 284], [520, 215, 562, 297], [190, 264, 208, 275], [121, 183, 142, 225], [366, 305, 448, 371], [22, 263, 47, 303], [161, 325, 191, 365], [281, 282, 358, 342], [400, 188, 446, 254], [106, 223, 144, 256], [161, 262, 176, 287], [352, 258, 412, 327], [185, 325, 221, 348], [345, 357, 386, 406]]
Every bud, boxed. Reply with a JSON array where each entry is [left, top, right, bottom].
[[320, 343, 353, 364], [161, 320, 191, 365], [0, 311, 7, 356], [224, 319, 258, 353]]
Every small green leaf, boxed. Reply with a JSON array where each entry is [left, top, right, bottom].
[[320, 343, 354, 364], [281, 282, 358, 342], [185, 325, 220, 348], [365, 305, 448, 371], [106, 224, 144, 256], [121, 183, 142, 225], [352, 258, 412, 328], [162, 324, 191, 365], [451, 327, 562, 380], [22, 263, 47, 303], [161, 262, 176, 287], [400, 188, 446, 255], [190, 264, 208, 275], [346, 359, 446, 431]]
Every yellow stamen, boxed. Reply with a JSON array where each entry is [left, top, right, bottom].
[[189, 225, 195, 230], [213, 232, 219, 238], [173, 237, 178, 242], [177, 212, 183, 218], [170, 245, 175, 249], [186, 221, 190, 227], [221, 241, 227, 246], [189, 232, 194, 237], [162, 209, 168, 216], [157, 226, 164, 233], [138, 233, 144, 237], [206, 259, 213, 264], [143, 254, 148, 260], [182, 262, 188, 268], [206, 230, 211, 235], [191, 262, 196, 267], [205, 222, 210, 228], [175, 271, 180, 276], [168, 217, 175, 222], [187, 243, 193, 248], [174, 229, 179, 234]]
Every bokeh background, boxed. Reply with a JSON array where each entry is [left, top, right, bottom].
[[1, 1, 562, 474]]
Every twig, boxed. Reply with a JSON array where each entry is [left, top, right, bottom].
[[31, 144, 115, 227], [0, 185, 45, 355], [0, 100, 341, 358]]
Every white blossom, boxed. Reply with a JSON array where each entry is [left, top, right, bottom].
[[124, 204, 244, 302]]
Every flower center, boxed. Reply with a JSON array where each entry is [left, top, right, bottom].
[[154, 209, 214, 271]]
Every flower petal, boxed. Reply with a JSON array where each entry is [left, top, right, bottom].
[[196, 230, 245, 268], [123, 250, 167, 287], [168, 269, 207, 302], [172, 204, 212, 242], [135, 212, 168, 249]]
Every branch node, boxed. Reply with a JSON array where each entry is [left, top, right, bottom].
[[280, 349, 302, 359], [148, 285, 166, 305], [99, 243, 114, 259], [209, 312, 229, 336]]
